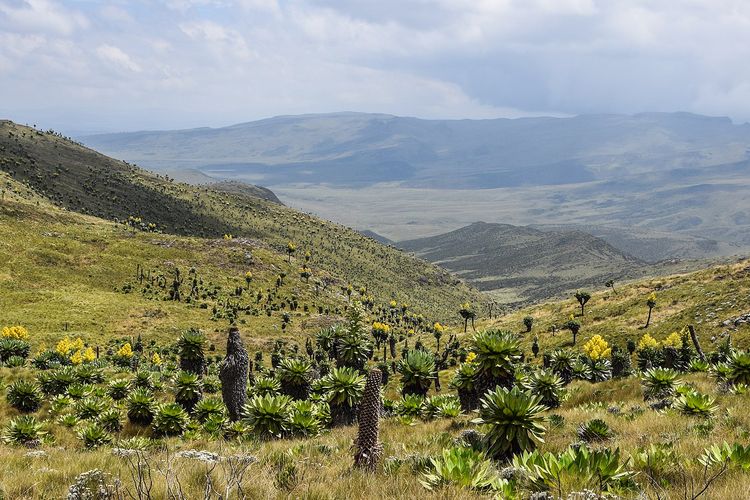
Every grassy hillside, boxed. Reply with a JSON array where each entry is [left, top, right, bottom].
[[398, 221, 644, 304], [0, 121, 481, 319], [480, 256, 750, 354]]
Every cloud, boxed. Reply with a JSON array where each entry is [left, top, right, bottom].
[[96, 44, 142, 72], [2, 0, 750, 132], [0, 0, 88, 36]]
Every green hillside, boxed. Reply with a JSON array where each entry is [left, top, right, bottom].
[[0, 121, 481, 320]]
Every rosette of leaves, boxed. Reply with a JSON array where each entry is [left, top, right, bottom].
[[177, 328, 207, 375], [0, 338, 31, 362], [523, 369, 564, 409], [126, 388, 156, 426], [107, 378, 130, 401], [251, 376, 281, 397], [242, 394, 291, 439], [318, 366, 366, 426], [471, 330, 522, 398], [152, 403, 190, 436], [7, 379, 43, 413], [277, 358, 313, 400], [450, 362, 479, 411], [192, 397, 227, 424], [395, 394, 426, 418], [571, 359, 592, 381], [641, 368, 681, 401], [74, 365, 105, 385], [78, 423, 113, 449], [588, 358, 612, 382], [132, 371, 154, 391], [420, 446, 504, 492], [98, 408, 124, 433], [398, 349, 435, 397], [474, 386, 547, 460], [725, 351, 750, 386], [37, 366, 76, 396], [174, 370, 203, 412], [674, 390, 718, 418], [549, 349, 575, 384], [2, 415, 47, 446], [288, 400, 323, 437], [577, 418, 614, 442], [424, 394, 462, 419], [74, 397, 107, 420]]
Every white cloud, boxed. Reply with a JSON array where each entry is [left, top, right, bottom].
[[96, 44, 142, 72], [0, 0, 88, 36], [3, 0, 750, 131]]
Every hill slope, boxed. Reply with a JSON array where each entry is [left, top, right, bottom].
[[0, 121, 481, 319], [80, 111, 750, 261], [398, 222, 643, 304]]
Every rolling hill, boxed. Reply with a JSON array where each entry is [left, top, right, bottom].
[[398, 222, 644, 304], [79, 111, 750, 261], [0, 120, 482, 321]]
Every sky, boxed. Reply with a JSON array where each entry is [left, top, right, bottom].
[[1, 0, 750, 133]]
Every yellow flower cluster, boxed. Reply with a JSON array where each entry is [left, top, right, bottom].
[[56, 336, 84, 356], [465, 352, 477, 363], [389, 300, 398, 308], [638, 333, 659, 350], [460, 302, 472, 311], [2, 325, 29, 340], [433, 322, 446, 333], [407, 329, 415, 336], [662, 331, 682, 348], [287, 241, 297, 252], [582, 335, 611, 360], [223, 234, 233, 240], [372, 322, 391, 334], [117, 342, 134, 358], [245, 271, 253, 280], [151, 352, 162, 365]]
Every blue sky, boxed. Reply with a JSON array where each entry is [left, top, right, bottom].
[[1, 0, 750, 133]]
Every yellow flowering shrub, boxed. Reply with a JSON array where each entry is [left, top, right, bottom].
[[433, 322, 445, 333], [389, 300, 398, 308], [662, 332, 682, 348], [372, 322, 391, 335], [582, 335, 611, 360], [56, 336, 84, 356], [117, 342, 134, 358], [82, 347, 96, 362], [2, 325, 29, 340], [638, 333, 659, 350], [70, 350, 83, 365], [151, 352, 162, 365], [465, 352, 477, 363]]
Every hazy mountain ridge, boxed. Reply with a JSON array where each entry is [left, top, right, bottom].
[[398, 221, 646, 304]]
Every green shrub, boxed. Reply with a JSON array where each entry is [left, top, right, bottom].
[[174, 370, 202, 412], [152, 403, 190, 436], [251, 376, 281, 397], [107, 378, 130, 401], [74, 397, 106, 420], [126, 388, 156, 426], [474, 386, 547, 460], [98, 408, 124, 433], [513, 446, 635, 495], [577, 418, 614, 442], [420, 446, 505, 492], [194, 397, 226, 423], [78, 423, 113, 449], [0, 338, 31, 361], [398, 350, 435, 397], [641, 368, 681, 401], [7, 379, 43, 413], [242, 394, 291, 439], [318, 366, 365, 426], [674, 391, 717, 418], [395, 394, 426, 418], [2, 415, 46, 446], [524, 369, 564, 409]]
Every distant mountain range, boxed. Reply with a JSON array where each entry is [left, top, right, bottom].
[[80, 111, 750, 262], [397, 222, 645, 304]]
